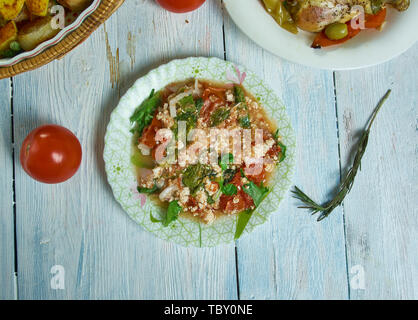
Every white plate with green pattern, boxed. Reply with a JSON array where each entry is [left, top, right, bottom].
[[104, 57, 296, 247]]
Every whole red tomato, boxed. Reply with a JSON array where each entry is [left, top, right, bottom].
[[156, 0, 206, 13], [20, 125, 82, 184]]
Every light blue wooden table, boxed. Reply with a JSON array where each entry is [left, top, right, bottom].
[[1, 1, 417, 300]]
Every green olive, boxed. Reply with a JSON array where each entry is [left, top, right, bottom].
[[324, 23, 348, 41]]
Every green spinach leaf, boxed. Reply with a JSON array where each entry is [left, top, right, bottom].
[[195, 98, 204, 111], [207, 194, 215, 204], [234, 166, 270, 240], [219, 153, 234, 171], [182, 164, 212, 194], [234, 209, 254, 240], [222, 183, 238, 196], [243, 181, 269, 207], [164, 200, 182, 227], [210, 107, 230, 127], [177, 109, 197, 134], [239, 115, 251, 128], [150, 213, 162, 223], [178, 95, 195, 109], [273, 129, 279, 141], [273, 129, 287, 163], [277, 141, 287, 163], [234, 85, 246, 103], [150, 200, 182, 227]]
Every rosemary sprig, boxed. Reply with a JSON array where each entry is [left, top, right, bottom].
[[292, 89, 392, 221]]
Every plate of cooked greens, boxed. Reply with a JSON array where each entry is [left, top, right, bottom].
[[104, 57, 296, 247], [224, 0, 417, 70]]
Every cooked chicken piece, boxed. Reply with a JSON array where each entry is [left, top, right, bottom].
[[287, 0, 410, 32]]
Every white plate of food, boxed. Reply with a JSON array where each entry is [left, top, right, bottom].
[[104, 57, 296, 247], [224, 0, 418, 70], [0, 0, 100, 67]]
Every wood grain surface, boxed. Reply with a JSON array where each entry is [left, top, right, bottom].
[[223, 9, 349, 300], [335, 47, 418, 299], [0, 78, 15, 300]]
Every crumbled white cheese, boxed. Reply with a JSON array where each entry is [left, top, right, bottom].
[[203, 210, 215, 224], [179, 187, 190, 206], [212, 164, 222, 174], [252, 138, 275, 159], [152, 167, 163, 178], [264, 139, 275, 154], [159, 129, 172, 141], [196, 189, 208, 207], [138, 143, 150, 155], [251, 101, 259, 110], [156, 178, 165, 188], [156, 109, 174, 128]]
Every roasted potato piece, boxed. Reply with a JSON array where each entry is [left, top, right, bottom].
[[0, 20, 17, 51], [57, 0, 91, 12], [26, 0, 50, 17], [0, 0, 26, 20], [18, 16, 59, 51]]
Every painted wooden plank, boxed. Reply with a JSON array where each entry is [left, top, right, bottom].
[[13, 1, 237, 299], [335, 43, 418, 299], [223, 8, 349, 299], [0, 78, 16, 300]]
